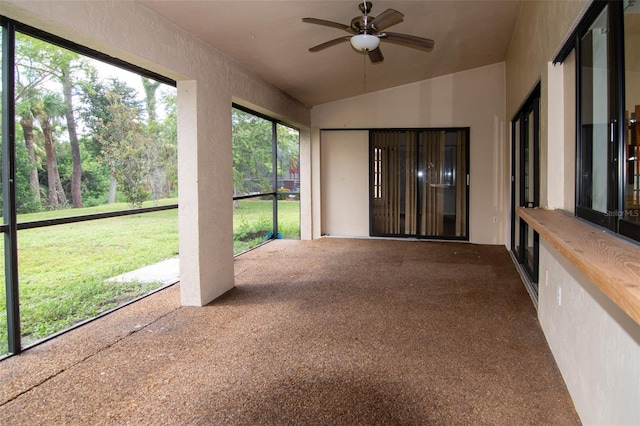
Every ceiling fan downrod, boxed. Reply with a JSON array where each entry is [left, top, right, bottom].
[[359, 1, 373, 16]]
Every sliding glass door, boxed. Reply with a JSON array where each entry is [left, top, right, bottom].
[[370, 128, 469, 239], [511, 84, 540, 298]]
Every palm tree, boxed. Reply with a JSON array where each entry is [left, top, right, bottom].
[[16, 85, 43, 202], [59, 59, 84, 208], [16, 33, 86, 208], [35, 93, 68, 210]]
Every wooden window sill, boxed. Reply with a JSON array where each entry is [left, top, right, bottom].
[[517, 207, 640, 325]]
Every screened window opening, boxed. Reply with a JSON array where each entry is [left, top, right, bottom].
[[232, 105, 300, 255], [1, 17, 178, 357], [369, 128, 469, 240]]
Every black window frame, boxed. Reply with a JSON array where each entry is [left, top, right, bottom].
[[511, 84, 541, 296], [1, 16, 178, 357], [231, 103, 301, 254], [554, 0, 640, 244]]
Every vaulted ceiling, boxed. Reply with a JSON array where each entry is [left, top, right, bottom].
[[138, 1, 523, 107]]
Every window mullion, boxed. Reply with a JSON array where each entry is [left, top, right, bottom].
[[610, 0, 625, 230], [2, 20, 22, 355], [272, 121, 278, 239]]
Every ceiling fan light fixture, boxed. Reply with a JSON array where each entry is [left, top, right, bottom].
[[303, 2, 434, 63], [350, 33, 379, 51]]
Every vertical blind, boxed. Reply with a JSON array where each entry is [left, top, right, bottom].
[[371, 129, 468, 239]]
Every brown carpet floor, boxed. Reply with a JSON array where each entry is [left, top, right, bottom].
[[0, 238, 580, 425]]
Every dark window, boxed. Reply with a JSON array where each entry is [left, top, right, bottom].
[[369, 128, 469, 240], [556, 0, 640, 243], [576, 4, 616, 229], [511, 84, 540, 297]]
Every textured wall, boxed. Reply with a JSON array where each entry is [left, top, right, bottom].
[[319, 131, 369, 237], [506, 2, 640, 424], [505, 0, 589, 118], [311, 63, 507, 245], [539, 242, 640, 425], [505, 0, 588, 209], [1, 0, 311, 306]]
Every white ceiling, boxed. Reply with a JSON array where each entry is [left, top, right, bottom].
[[138, 0, 523, 107]]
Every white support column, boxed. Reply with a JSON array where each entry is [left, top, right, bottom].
[[178, 80, 235, 306], [310, 127, 323, 239], [299, 126, 313, 240]]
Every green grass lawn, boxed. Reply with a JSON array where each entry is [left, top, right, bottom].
[[233, 199, 300, 254], [0, 199, 299, 355], [11, 206, 180, 349]]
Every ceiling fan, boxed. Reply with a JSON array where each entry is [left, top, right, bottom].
[[302, 1, 435, 63]]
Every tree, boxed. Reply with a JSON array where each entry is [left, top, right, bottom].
[[94, 91, 152, 207], [74, 137, 112, 204], [15, 33, 88, 208], [159, 91, 178, 197], [12, 32, 178, 211], [14, 35, 55, 206], [35, 93, 68, 209], [141, 77, 160, 124], [141, 76, 169, 203], [15, 85, 43, 202], [14, 142, 43, 213], [276, 124, 300, 189], [59, 55, 84, 208], [79, 75, 142, 203], [232, 108, 274, 199]]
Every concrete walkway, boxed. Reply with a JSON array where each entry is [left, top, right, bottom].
[[105, 257, 179, 286]]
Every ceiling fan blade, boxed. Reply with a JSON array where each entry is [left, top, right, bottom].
[[369, 9, 404, 32], [309, 36, 352, 52], [368, 47, 384, 63], [380, 32, 435, 51], [302, 18, 357, 34]]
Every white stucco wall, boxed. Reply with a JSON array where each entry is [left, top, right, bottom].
[[539, 241, 640, 425], [507, 1, 640, 424], [311, 63, 507, 245], [1, 0, 311, 306]]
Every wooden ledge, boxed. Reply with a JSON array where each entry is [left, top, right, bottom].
[[517, 207, 640, 325]]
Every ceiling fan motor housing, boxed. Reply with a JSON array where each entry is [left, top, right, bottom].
[[351, 16, 371, 33]]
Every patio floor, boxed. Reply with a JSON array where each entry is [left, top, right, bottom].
[[0, 238, 580, 424]]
